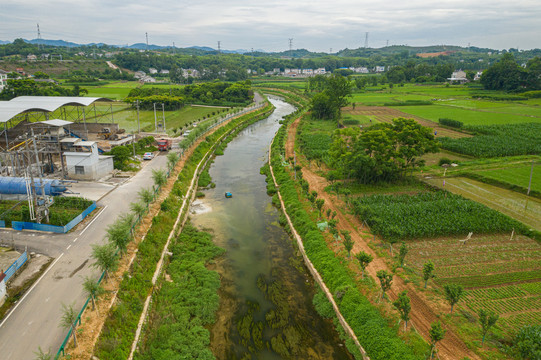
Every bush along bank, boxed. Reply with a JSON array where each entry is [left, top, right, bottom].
[[266, 111, 421, 360], [134, 224, 224, 359], [93, 101, 275, 359]]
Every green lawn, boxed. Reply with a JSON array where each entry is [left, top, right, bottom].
[[107, 105, 229, 134]]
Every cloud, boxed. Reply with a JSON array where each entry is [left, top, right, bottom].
[[0, 0, 539, 50]]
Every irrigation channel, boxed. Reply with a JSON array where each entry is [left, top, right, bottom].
[[191, 98, 354, 359]]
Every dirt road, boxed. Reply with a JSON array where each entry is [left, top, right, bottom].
[[286, 117, 479, 360]]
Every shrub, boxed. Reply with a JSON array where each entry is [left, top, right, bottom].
[[439, 118, 463, 128]]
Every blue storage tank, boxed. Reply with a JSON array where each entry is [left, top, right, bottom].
[[0, 177, 67, 196]]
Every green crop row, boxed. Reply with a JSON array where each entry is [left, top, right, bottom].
[[438, 269, 541, 289], [352, 191, 529, 241], [93, 102, 275, 359], [439, 123, 541, 157], [435, 259, 541, 278], [269, 112, 423, 360], [467, 295, 541, 315]]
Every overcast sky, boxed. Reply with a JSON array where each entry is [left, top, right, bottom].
[[0, 0, 539, 52]]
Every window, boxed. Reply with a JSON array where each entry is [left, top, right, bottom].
[[75, 166, 85, 174]]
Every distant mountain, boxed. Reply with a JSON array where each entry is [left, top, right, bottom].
[[26, 38, 82, 47], [0, 40, 9, 45]]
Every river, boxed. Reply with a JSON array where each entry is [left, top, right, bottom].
[[191, 98, 353, 359]]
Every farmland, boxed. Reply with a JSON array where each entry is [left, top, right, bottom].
[[406, 235, 541, 336], [465, 163, 541, 195], [438, 123, 541, 157], [351, 191, 529, 240]]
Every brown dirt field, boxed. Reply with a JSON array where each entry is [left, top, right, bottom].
[[285, 117, 479, 360], [64, 106, 260, 359], [344, 105, 470, 139]]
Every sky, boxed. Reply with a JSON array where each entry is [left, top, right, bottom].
[[0, 0, 540, 52]]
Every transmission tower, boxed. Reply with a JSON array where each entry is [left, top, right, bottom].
[[386, 39, 389, 47], [364, 32, 369, 48], [217, 41, 221, 53], [36, 23, 42, 50], [288, 38, 293, 58], [145, 32, 149, 51]]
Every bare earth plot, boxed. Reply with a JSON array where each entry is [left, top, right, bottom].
[[343, 106, 470, 138], [423, 177, 541, 231]]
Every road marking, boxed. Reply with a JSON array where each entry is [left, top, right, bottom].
[[80, 205, 108, 235], [66, 244, 71, 250], [0, 252, 65, 329], [73, 237, 78, 243]]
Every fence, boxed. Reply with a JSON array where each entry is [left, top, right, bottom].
[[54, 99, 266, 360], [0, 250, 28, 300], [10, 202, 97, 233]]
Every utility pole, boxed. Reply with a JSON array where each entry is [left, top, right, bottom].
[[527, 160, 534, 196], [161, 103, 165, 131], [153, 103, 157, 132], [136, 100, 140, 133]]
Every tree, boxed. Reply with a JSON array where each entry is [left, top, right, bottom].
[[376, 270, 393, 300], [315, 198, 325, 218], [167, 151, 179, 170], [423, 261, 436, 288], [393, 291, 411, 331], [341, 230, 354, 257], [429, 321, 446, 359], [130, 201, 147, 221], [355, 251, 373, 279], [398, 242, 408, 267], [110, 145, 132, 170], [91, 243, 118, 280], [481, 53, 527, 91], [33, 346, 52, 360], [82, 276, 106, 312], [478, 309, 499, 346], [59, 303, 79, 347], [443, 284, 464, 314], [511, 325, 541, 360], [152, 169, 167, 189], [138, 188, 154, 209], [308, 74, 352, 120], [106, 214, 133, 256]]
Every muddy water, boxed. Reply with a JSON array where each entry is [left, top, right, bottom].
[[191, 99, 353, 360]]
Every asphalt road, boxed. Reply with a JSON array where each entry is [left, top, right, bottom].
[[0, 151, 170, 359]]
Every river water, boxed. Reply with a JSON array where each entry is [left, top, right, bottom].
[[191, 98, 353, 359]]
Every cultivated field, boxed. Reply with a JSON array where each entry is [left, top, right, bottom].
[[407, 234, 541, 336]]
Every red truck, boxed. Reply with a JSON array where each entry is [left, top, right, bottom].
[[157, 138, 172, 151]]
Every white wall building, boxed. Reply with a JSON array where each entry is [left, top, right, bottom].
[[63, 140, 113, 180], [0, 69, 8, 92]]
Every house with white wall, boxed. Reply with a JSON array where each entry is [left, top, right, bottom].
[[0, 69, 8, 92], [62, 140, 113, 180]]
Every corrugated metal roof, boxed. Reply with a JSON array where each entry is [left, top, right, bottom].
[[0, 96, 110, 123], [39, 119, 74, 127]]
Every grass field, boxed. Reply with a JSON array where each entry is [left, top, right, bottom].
[[389, 104, 541, 126], [469, 163, 541, 194], [106, 105, 228, 134], [406, 234, 541, 335]]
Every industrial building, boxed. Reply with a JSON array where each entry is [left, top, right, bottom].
[[0, 95, 125, 223]]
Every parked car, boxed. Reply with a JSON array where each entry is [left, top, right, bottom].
[[143, 152, 154, 160]]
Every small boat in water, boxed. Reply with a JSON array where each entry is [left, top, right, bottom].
[[225, 192, 233, 198]]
